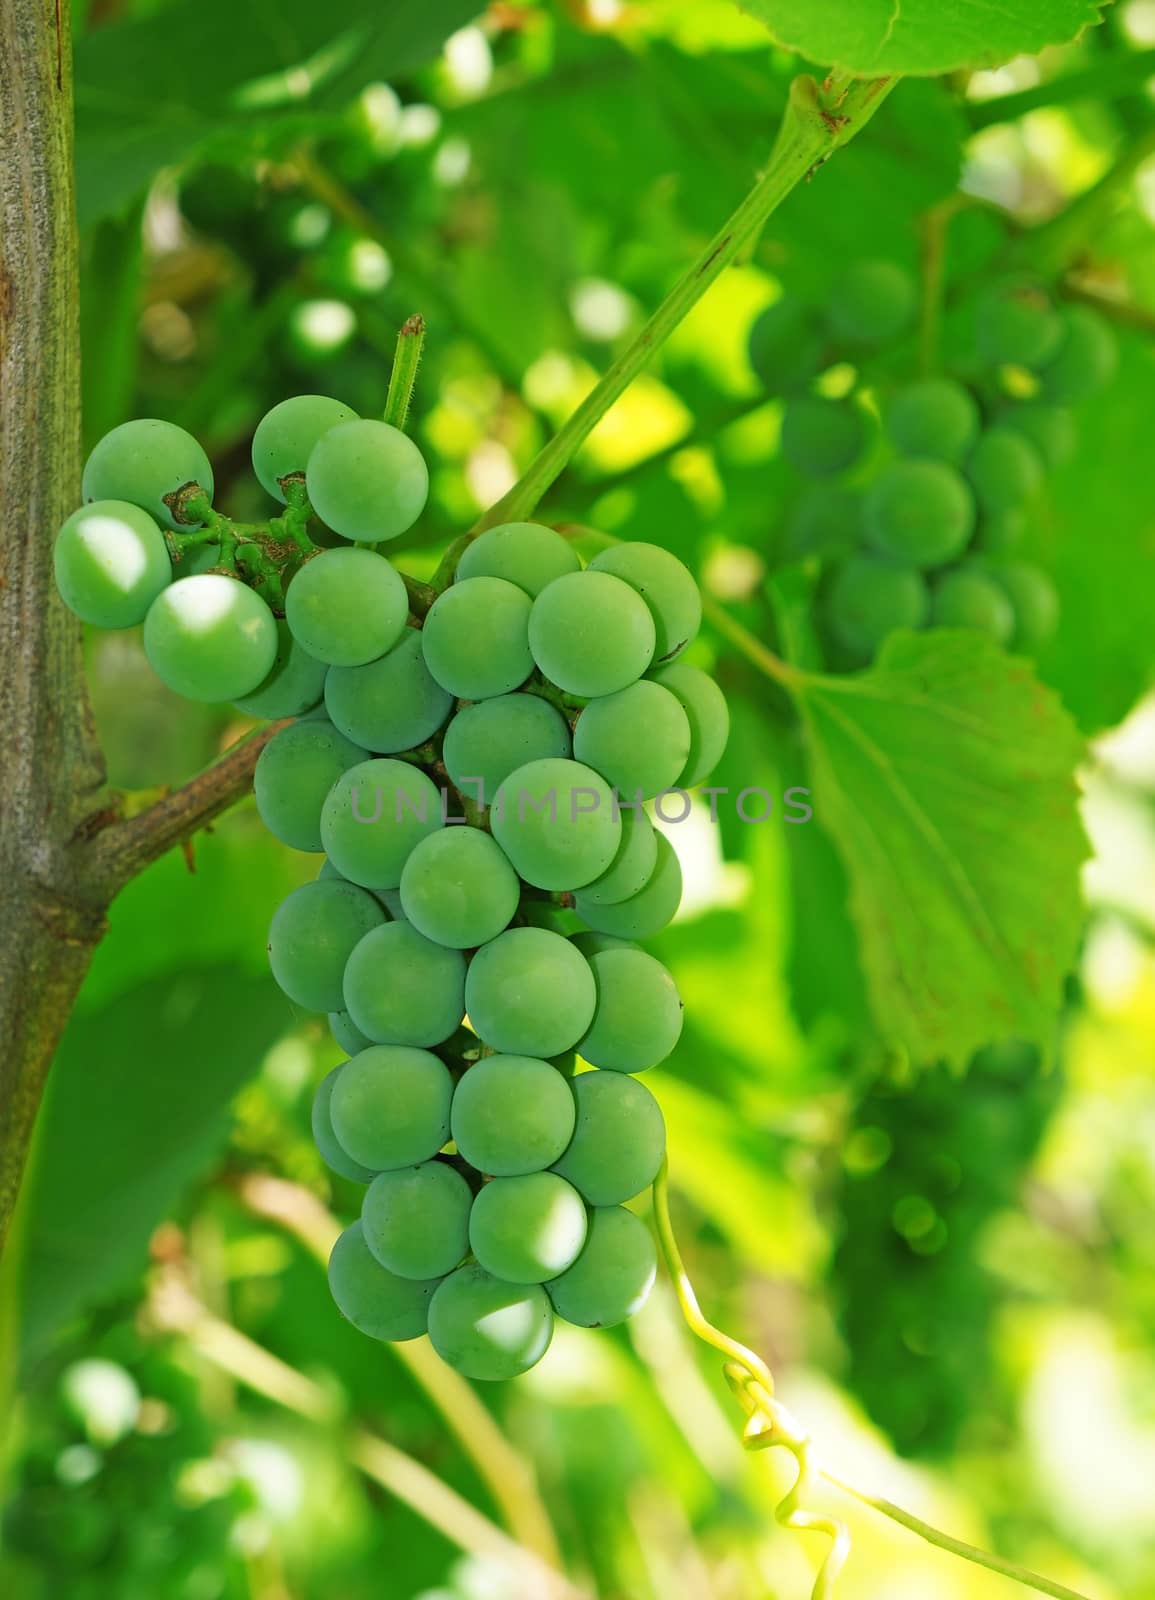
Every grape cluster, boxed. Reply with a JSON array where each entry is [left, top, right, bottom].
[[750, 262, 1118, 666], [55, 396, 728, 1381]]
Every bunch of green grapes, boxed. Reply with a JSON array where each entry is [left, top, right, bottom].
[[749, 262, 1117, 667], [58, 394, 728, 1381]]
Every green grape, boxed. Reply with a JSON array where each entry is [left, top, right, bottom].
[[552, 1069, 665, 1204], [786, 485, 861, 559], [267, 879, 385, 1012], [647, 662, 730, 788], [285, 547, 408, 667], [573, 681, 691, 801], [573, 831, 682, 942], [325, 629, 453, 752], [441, 694, 572, 807], [320, 758, 443, 889], [1004, 402, 1076, 471], [311, 1065, 378, 1182], [329, 1044, 454, 1169], [343, 921, 466, 1045], [317, 230, 392, 298], [824, 554, 929, 661], [305, 418, 428, 541], [455, 521, 581, 597], [451, 1055, 576, 1176], [234, 619, 327, 718], [53, 501, 172, 629], [579, 806, 657, 907], [827, 259, 916, 346], [427, 1263, 554, 1379], [143, 574, 278, 702], [974, 508, 1027, 553], [254, 718, 367, 852], [490, 758, 621, 890], [966, 427, 1044, 516], [361, 1161, 472, 1279], [887, 378, 979, 464], [399, 827, 520, 949], [82, 418, 214, 530], [588, 542, 702, 662], [328, 1221, 441, 1341], [469, 1173, 587, 1283], [1039, 306, 1118, 401], [287, 298, 356, 368], [546, 1205, 656, 1328], [975, 280, 1061, 369], [863, 460, 975, 568], [329, 1009, 373, 1057], [251, 394, 358, 502], [989, 560, 1059, 649], [930, 568, 1014, 643], [465, 927, 596, 1056], [780, 397, 868, 478], [576, 944, 683, 1072], [747, 297, 825, 394], [528, 571, 656, 696], [421, 577, 534, 699]]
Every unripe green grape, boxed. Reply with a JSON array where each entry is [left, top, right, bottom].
[[53, 500, 172, 629], [427, 1263, 554, 1380], [1004, 402, 1076, 471], [579, 807, 657, 907], [887, 378, 979, 464], [317, 230, 392, 298], [144, 574, 278, 702], [234, 619, 327, 718], [588, 542, 702, 662], [305, 418, 428, 542], [930, 568, 1015, 643], [465, 928, 596, 1057], [786, 485, 861, 559], [547, 1205, 656, 1329], [267, 879, 385, 1012], [361, 1161, 472, 1279], [399, 827, 520, 949], [573, 681, 691, 801], [456, 521, 581, 597], [824, 555, 929, 661], [254, 718, 368, 852], [491, 758, 621, 890], [329, 1044, 454, 1170], [343, 921, 466, 1046], [528, 571, 656, 697], [469, 1173, 588, 1283], [329, 1009, 373, 1057], [441, 694, 572, 808], [863, 460, 975, 568], [780, 396, 869, 478], [325, 629, 453, 752], [320, 758, 443, 889], [989, 561, 1059, 649], [827, 259, 916, 346], [966, 427, 1044, 516], [251, 394, 358, 502], [328, 1221, 441, 1342], [82, 418, 214, 530], [747, 297, 825, 394], [1039, 306, 1118, 401], [576, 944, 683, 1072], [285, 547, 408, 667], [647, 662, 729, 788], [286, 298, 356, 367], [421, 577, 534, 699], [451, 1055, 576, 1176], [975, 281, 1061, 369], [552, 1069, 666, 1204], [574, 831, 682, 943], [312, 1065, 377, 1182], [974, 508, 1027, 553]]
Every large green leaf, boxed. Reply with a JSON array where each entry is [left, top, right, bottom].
[[738, 0, 1106, 76], [793, 631, 1087, 1067]]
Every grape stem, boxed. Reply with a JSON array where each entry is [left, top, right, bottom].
[[384, 313, 425, 432], [651, 1160, 1096, 1600]]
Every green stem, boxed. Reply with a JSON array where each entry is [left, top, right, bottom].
[[468, 72, 894, 535], [384, 313, 425, 432], [967, 48, 1155, 131], [1024, 121, 1155, 276]]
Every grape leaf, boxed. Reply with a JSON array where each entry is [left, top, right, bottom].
[[792, 631, 1087, 1067], [737, 0, 1107, 76]]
